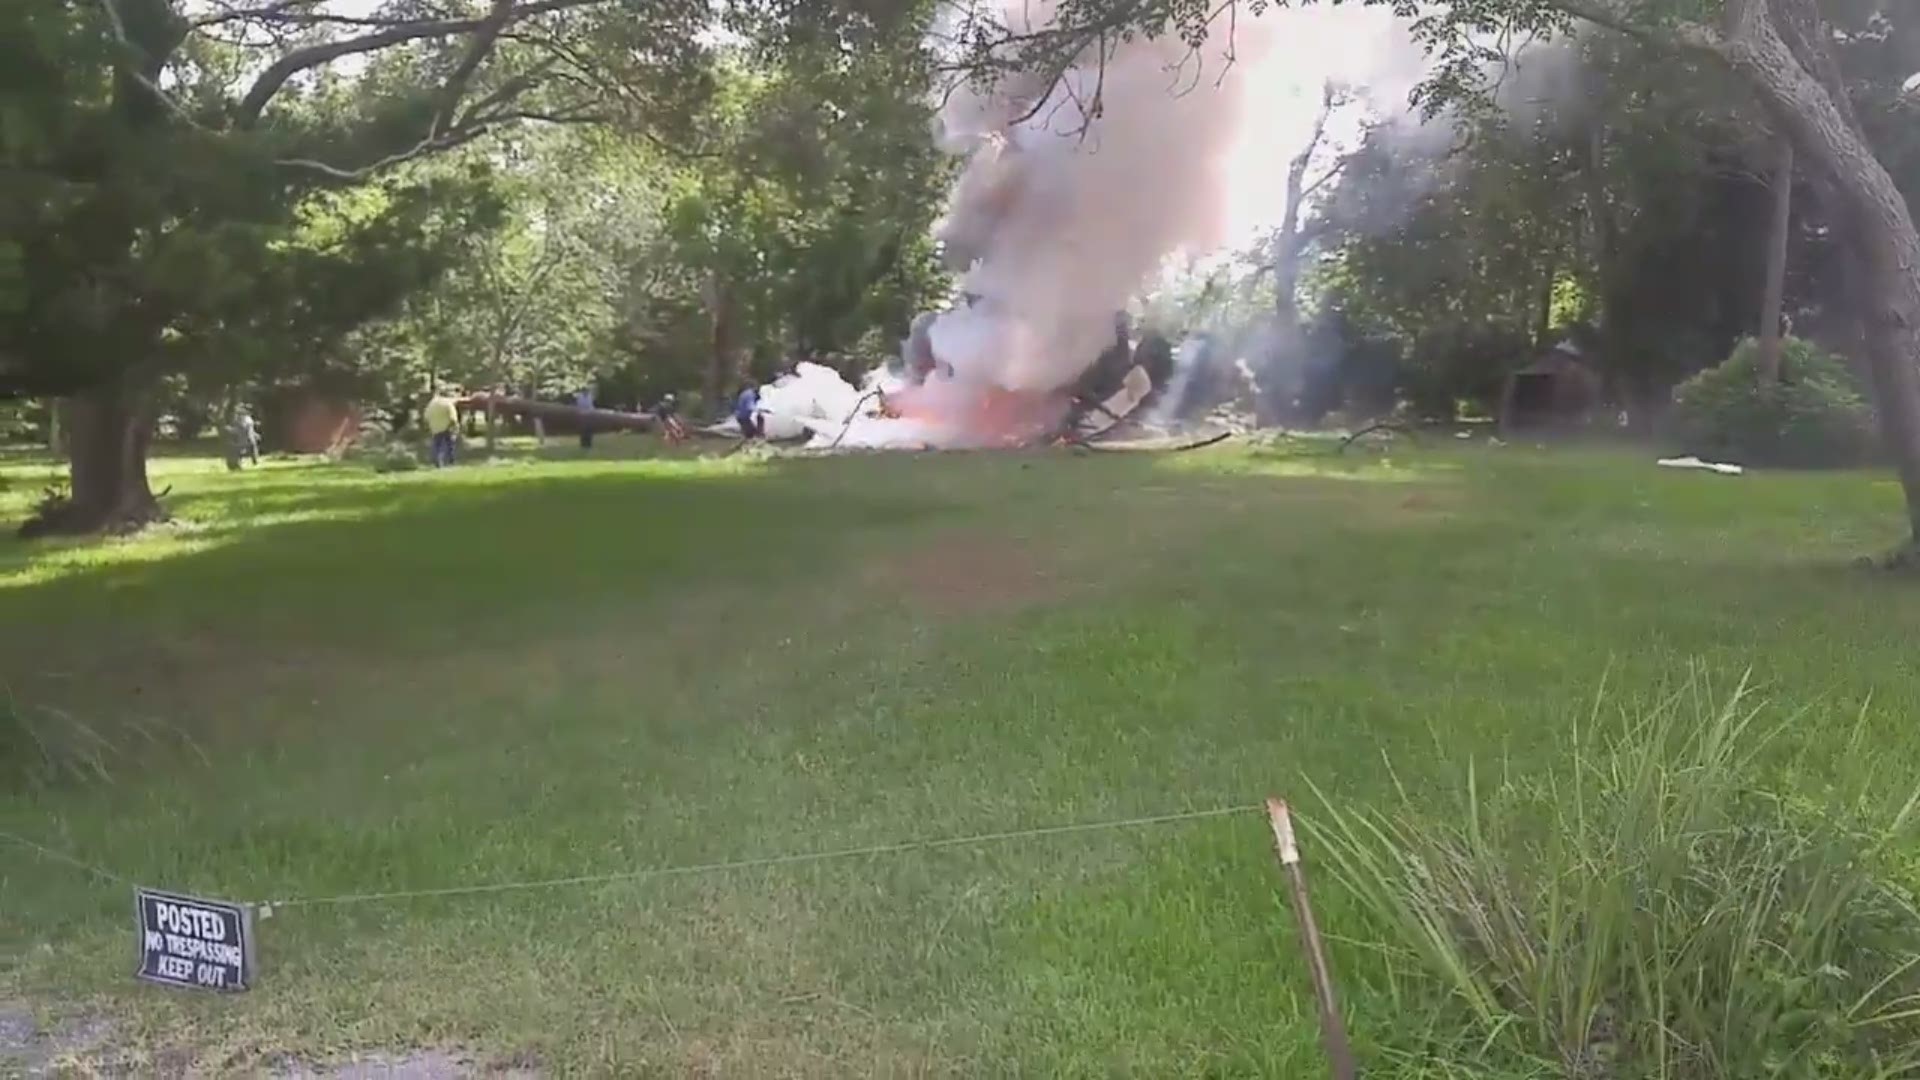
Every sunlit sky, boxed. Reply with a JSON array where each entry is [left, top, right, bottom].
[[1215, 5, 1427, 252]]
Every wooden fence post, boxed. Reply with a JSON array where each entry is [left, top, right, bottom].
[[1267, 797, 1357, 1080]]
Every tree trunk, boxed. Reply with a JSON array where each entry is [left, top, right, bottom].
[[1721, 0, 1920, 543], [1756, 135, 1794, 382], [21, 380, 164, 538], [1582, 109, 1631, 425], [1850, 225, 1920, 544], [1534, 257, 1557, 349], [704, 275, 735, 422], [1257, 82, 1339, 428], [485, 394, 499, 452]]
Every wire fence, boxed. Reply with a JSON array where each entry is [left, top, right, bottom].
[[0, 827, 131, 887], [2, 803, 1262, 916]]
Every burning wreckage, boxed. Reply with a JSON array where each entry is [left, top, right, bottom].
[[482, 1, 1252, 453], [711, 311, 1189, 452], [707, 3, 1255, 456]]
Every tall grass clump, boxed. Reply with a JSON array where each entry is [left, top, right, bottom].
[[0, 688, 206, 790], [1313, 677, 1920, 1078]]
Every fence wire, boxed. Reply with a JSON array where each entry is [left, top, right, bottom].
[[3, 803, 1261, 914]]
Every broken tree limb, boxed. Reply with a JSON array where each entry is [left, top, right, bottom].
[[1337, 419, 1417, 453], [829, 388, 885, 449], [1082, 429, 1231, 453]]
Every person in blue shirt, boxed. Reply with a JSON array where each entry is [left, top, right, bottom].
[[734, 383, 761, 440]]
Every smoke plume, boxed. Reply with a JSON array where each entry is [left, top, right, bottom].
[[781, 4, 1438, 447], [924, 6, 1271, 398]]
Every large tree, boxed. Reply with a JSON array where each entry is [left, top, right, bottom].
[[1303, 30, 1792, 419], [618, 38, 951, 415], [0, 0, 708, 535]]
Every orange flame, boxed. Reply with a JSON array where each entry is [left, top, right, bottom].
[[883, 383, 1067, 445]]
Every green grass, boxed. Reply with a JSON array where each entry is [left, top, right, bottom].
[[1313, 675, 1920, 1076], [3, 435, 1920, 1074]]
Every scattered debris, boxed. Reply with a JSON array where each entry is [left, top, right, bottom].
[[1656, 455, 1744, 476], [1072, 365, 1154, 440]]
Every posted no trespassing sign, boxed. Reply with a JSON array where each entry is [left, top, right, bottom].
[[135, 888, 254, 992]]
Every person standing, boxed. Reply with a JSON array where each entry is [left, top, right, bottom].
[[225, 408, 260, 471], [238, 409, 260, 465], [424, 391, 460, 467], [575, 386, 596, 450]]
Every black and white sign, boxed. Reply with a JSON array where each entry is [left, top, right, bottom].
[[135, 888, 254, 992]]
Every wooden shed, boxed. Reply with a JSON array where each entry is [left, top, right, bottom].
[[1500, 341, 1603, 432]]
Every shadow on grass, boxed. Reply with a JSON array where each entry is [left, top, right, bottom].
[[0, 458, 954, 653]]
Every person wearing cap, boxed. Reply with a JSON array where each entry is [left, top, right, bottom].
[[652, 392, 687, 444]]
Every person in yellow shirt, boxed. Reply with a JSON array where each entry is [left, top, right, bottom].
[[423, 392, 460, 467]]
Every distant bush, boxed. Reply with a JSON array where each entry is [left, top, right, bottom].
[[1672, 337, 1874, 467], [1314, 678, 1920, 1078]]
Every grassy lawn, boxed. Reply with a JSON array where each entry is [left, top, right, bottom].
[[4, 436, 1920, 1074]]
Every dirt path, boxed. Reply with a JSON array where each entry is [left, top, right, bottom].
[[0, 1004, 540, 1078]]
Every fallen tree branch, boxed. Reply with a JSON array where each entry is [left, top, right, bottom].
[[828, 388, 884, 449], [1083, 429, 1232, 453], [1338, 420, 1417, 452]]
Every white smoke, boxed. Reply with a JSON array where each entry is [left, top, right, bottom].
[[924, 4, 1272, 398], [756, 4, 1433, 447]]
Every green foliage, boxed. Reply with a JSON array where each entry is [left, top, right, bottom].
[[346, 30, 955, 417], [347, 130, 658, 408], [0, 2, 520, 402], [1313, 677, 1920, 1078], [1673, 337, 1875, 467], [621, 41, 953, 398], [1000, 0, 1914, 429]]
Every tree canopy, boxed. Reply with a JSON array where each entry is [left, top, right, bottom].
[[1, 0, 952, 532], [11, 0, 1920, 548]]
